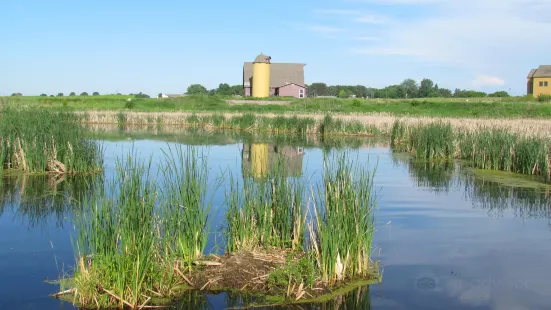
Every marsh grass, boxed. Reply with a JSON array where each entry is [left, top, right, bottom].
[[71, 145, 216, 308], [309, 151, 377, 284], [180, 113, 378, 136], [64, 145, 380, 308], [0, 105, 103, 174], [225, 157, 306, 252], [391, 120, 551, 182]]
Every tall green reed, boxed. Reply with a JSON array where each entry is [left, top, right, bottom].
[[225, 157, 305, 252], [159, 145, 219, 273], [391, 120, 551, 182], [0, 105, 103, 174], [309, 151, 377, 284], [70, 145, 215, 308]]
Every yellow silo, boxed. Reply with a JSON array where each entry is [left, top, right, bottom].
[[252, 53, 271, 98]]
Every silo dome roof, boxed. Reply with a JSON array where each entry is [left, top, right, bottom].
[[253, 53, 271, 63]]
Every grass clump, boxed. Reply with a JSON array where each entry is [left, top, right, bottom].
[[0, 105, 103, 174], [267, 255, 316, 296], [70, 145, 215, 308], [309, 151, 378, 284], [392, 120, 551, 182], [225, 159, 305, 252]]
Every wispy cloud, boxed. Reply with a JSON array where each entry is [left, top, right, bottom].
[[472, 75, 505, 88], [308, 25, 345, 33], [351, 36, 380, 41], [354, 14, 389, 24], [315, 9, 362, 15]]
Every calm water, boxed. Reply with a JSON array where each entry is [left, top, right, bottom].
[[1, 131, 550, 310]]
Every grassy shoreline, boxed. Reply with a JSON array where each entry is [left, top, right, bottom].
[[77, 110, 551, 138], [391, 120, 551, 183], [4, 95, 551, 118]]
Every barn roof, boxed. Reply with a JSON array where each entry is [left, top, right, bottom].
[[243, 62, 306, 88], [532, 65, 551, 78]]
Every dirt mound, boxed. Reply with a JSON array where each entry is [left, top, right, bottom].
[[190, 249, 289, 292]]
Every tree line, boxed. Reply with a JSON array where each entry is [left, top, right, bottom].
[[183, 83, 244, 96], [10, 92, 153, 98], [307, 79, 510, 99]]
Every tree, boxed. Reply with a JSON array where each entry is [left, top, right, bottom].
[[186, 84, 208, 95], [80, 92, 89, 96], [40, 94, 47, 97], [366, 88, 376, 99], [419, 78, 434, 98], [134, 92, 150, 98], [308, 82, 329, 97], [338, 89, 348, 98], [69, 92, 76, 96], [354, 85, 368, 98], [229, 85, 244, 96], [57, 93, 64, 97], [92, 92, 100, 96], [489, 91, 510, 97], [158, 93, 163, 98], [400, 79, 419, 98], [11, 93, 22, 96], [438, 88, 453, 98], [216, 83, 232, 96]]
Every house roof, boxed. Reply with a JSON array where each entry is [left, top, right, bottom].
[[532, 65, 551, 78], [277, 82, 306, 88], [527, 69, 537, 79], [243, 62, 306, 88]]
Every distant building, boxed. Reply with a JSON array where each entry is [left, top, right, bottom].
[[527, 65, 551, 97], [243, 55, 307, 98], [159, 93, 186, 98]]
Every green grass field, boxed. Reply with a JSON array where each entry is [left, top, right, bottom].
[[3, 94, 551, 118]]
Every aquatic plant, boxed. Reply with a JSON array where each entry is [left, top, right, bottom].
[[309, 151, 378, 284], [0, 105, 103, 174], [225, 157, 306, 252], [159, 145, 216, 273], [70, 145, 215, 308], [391, 120, 551, 182]]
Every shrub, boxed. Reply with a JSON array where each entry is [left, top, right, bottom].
[[537, 94, 551, 103], [124, 100, 135, 109], [352, 99, 362, 107]]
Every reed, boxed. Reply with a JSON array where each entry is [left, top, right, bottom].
[[391, 120, 551, 182], [0, 105, 103, 174], [158, 145, 216, 273], [179, 113, 378, 136], [225, 158, 306, 252], [70, 145, 215, 308], [72, 151, 161, 308], [309, 151, 377, 284]]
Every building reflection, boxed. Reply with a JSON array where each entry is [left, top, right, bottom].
[[241, 144, 304, 178]]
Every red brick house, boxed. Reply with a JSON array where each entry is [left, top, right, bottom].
[[243, 62, 307, 98]]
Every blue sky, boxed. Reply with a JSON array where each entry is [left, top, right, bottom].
[[2, 0, 550, 96]]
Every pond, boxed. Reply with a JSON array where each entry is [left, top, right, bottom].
[[1, 129, 550, 309]]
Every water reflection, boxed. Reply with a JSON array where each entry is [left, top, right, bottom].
[[0, 173, 101, 228], [394, 152, 551, 219], [241, 143, 304, 178], [207, 284, 372, 309]]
